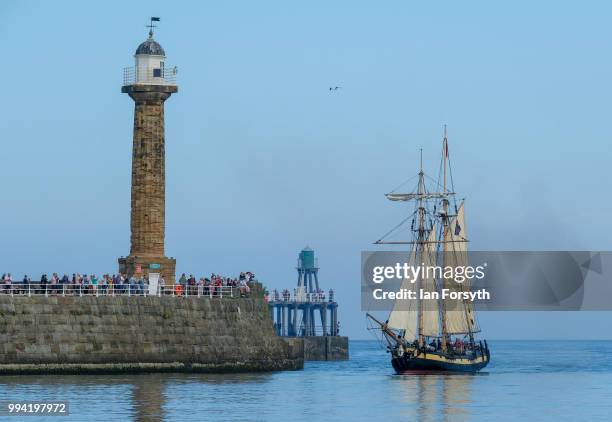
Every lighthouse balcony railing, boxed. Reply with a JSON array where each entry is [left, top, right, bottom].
[[123, 66, 177, 86]]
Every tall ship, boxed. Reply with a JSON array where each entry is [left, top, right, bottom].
[[367, 129, 490, 373]]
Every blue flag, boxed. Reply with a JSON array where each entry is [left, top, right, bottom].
[[455, 222, 462, 236]]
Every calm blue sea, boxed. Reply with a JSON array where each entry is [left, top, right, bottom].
[[1, 340, 612, 421]]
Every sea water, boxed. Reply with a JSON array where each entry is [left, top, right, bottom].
[[1, 340, 611, 421]]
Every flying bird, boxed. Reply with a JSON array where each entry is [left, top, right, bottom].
[[329, 86, 342, 91]]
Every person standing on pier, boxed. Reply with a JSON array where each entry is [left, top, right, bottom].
[[159, 275, 166, 295]]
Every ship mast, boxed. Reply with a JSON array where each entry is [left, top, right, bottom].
[[440, 126, 449, 352], [416, 149, 426, 348], [440, 128, 476, 348]]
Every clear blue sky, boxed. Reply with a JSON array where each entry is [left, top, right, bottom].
[[1, 0, 611, 339]]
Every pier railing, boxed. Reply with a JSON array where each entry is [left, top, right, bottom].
[[0, 283, 239, 298]]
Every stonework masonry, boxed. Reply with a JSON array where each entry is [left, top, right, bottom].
[[281, 337, 349, 361], [0, 295, 303, 374], [119, 84, 177, 284]]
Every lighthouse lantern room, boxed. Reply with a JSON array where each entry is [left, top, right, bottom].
[[123, 17, 176, 86]]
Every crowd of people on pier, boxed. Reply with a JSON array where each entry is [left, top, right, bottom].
[[0, 271, 255, 297], [174, 272, 253, 296]]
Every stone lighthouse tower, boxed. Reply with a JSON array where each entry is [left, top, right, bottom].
[[118, 19, 177, 284]]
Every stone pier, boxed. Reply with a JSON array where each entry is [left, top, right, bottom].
[[0, 295, 303, 374]]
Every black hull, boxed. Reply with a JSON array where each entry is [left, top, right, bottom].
[[391, 350, 490, 374]]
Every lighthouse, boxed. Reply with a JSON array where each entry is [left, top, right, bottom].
[[118, 18, 178, 285]]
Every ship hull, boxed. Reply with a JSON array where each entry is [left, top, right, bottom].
[[391, 350, 490, 374]]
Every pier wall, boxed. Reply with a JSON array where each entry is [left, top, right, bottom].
[[304, 336, 349, 361], [281, 336, 349, 361], [0, 296, 303, 374]]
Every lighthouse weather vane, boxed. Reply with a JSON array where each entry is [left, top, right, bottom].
[[147, 16, 160, 37]]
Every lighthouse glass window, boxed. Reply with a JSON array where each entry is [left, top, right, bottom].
[[153, 62, 164, 78]]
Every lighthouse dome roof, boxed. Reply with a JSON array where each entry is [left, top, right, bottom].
[[135, 36, 165, 56]]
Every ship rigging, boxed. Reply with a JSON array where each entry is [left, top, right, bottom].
[[367, 127, 490, 373]]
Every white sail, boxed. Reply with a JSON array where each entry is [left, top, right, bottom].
[[387, 225, 439, 338], [421, 225, 440, 337], [386, 192, 453, 201], [387, 247, 418, 336], [443, 203, 478, 334]]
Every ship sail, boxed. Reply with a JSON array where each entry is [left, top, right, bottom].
[[387, 247, 418, 336], [443, 203, 479, 334], [421, 225, 440, 337], [387, 225, 439, 337], [385, 192, 452, 201]]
